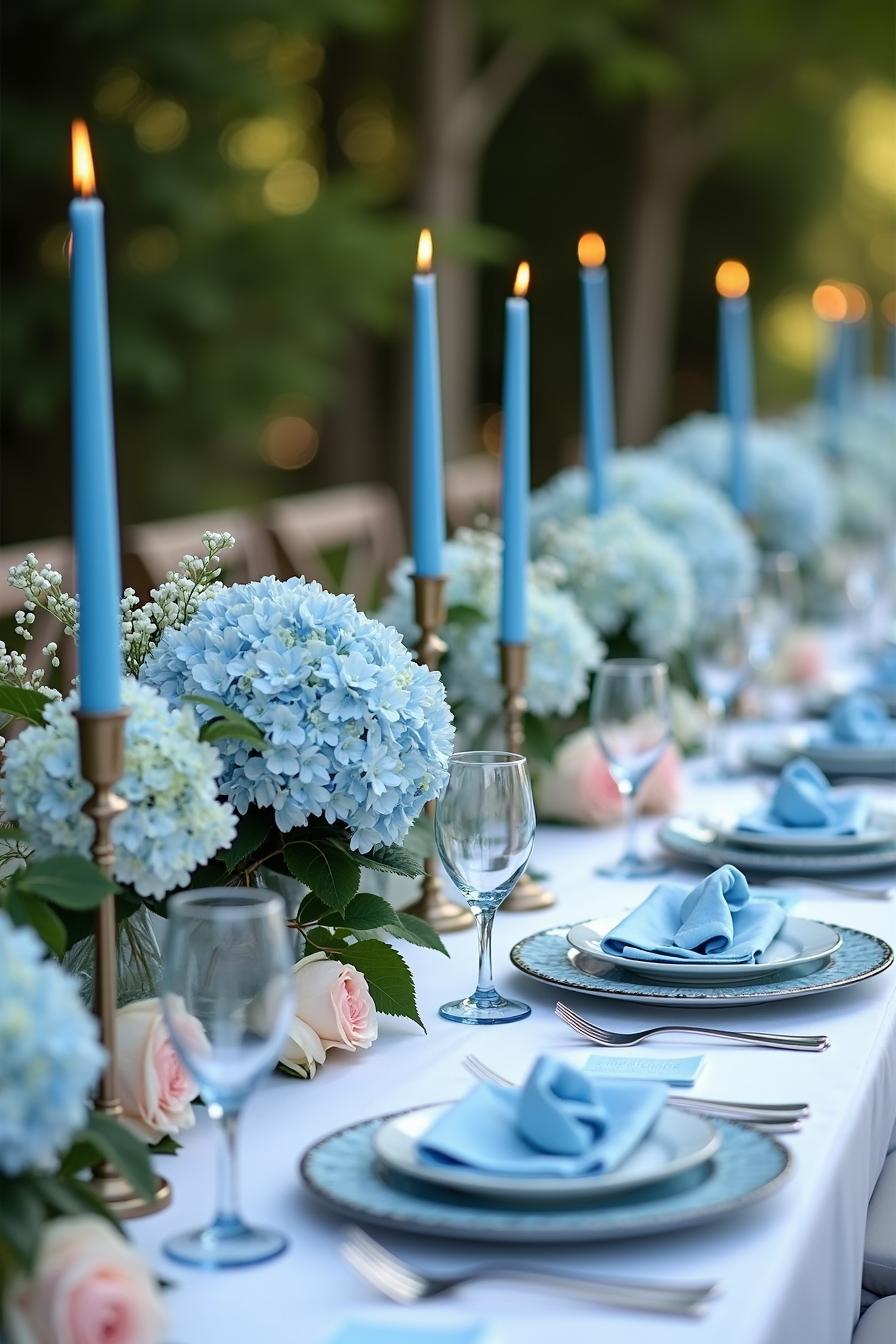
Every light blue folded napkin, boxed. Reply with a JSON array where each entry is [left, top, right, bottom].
[[583, 1054, 705, 1087], [602, 865, 786, 964], [737, 757, 870, 836], [823, 692, 894, 745], [871, 647, 896, 689], [419, 1056, 667, 1177]]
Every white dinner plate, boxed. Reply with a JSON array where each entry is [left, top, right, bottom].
[[373, 1102, 719, 1206], [704, 810, 896, 854], [566, 914, 842, 984]]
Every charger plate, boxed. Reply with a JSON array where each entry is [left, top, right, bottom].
[[706, 810, 896, 854], [301, 1112, 790, 1243], [509, 924, 892, 1008], [749, 736, 896, 781], [659, 817, 896, 877]]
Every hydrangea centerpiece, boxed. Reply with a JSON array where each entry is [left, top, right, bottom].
[[141, 575, 454, 853]]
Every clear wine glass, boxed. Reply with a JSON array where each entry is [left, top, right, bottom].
[[692, 601, 752, 779], [750, 552, 801, 676], [591, 659, 671, 878], [161, 889, 293, 1269], [435, 751, 535, 1024]]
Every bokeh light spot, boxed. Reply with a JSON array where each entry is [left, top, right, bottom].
[[134, 100, 189, 153], [268, 36, 324, 83], [260, 415, 319, 469], [221, 117, 299, 170], [764, 291, 817, 371], [124, 227, 180, 274], [262, 160, 319, 214], [338, 98, 396, 166], [94, 69, 146, 119]]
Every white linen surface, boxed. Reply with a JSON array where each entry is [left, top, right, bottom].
[[132, 761, 896, 1344]]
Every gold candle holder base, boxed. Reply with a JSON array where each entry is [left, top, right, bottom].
[[76, 709, 172, 1218], [499, 643, 556, 914], [406, 576, 473, 934]]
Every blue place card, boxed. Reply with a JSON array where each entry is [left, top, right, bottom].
[[583, 1053, 705, 1087], [325, 1322, 491, 1344]]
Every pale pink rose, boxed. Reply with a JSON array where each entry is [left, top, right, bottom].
[[775, 628, 827, 686], [279, 1011, 326, 1079], [116, 997, 204, 1143], [288, 951, 377, 1055], [535, 728, 682, 826], [638, 741, 684, 815], [6, 1215, 166, 1344]]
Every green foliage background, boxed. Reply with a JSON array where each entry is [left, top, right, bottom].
[[1, 0, 892, 542]]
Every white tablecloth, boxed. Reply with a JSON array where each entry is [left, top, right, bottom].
[[132, 762, 896, 1344]]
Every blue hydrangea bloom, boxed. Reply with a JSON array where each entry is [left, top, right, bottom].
[[2, 680, 237, 899], [782, 402, 896, 543], [379, 529, 602, 730], [657, 413, 838, 562], [530, 454, 758, 630], [0, 912, 106, 1175], [141, 577, 454, 852], [539, 508, 697, 657]]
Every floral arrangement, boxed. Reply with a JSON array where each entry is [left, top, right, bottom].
[[1, 542, 455, 1054], [781, 405, 896, 544], [0, 911, 167, 1344], [530, 455, 758, 630], [656, 412, 839, 562], [538, 508, 697, 658], [141, 575, 453, 853], [379, 528, 602, 735], [3, 681, 236, 899], [535, 728, 683, 827]]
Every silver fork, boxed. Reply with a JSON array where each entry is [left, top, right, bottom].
[[556, 1001, 829, 1052], [463, 1054, 808, 1130], [341, 1225, 719, 1317]]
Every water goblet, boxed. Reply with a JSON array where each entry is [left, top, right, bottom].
[[160, 888, 293, 1269], [693, 601, 752, 778], [435, 751, 535, 1024], [591, 659, 671, 878]]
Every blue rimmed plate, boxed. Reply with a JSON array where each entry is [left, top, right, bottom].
[[301, 1113, 790, 1243], [510, 924, 892, 1008], [749, 734, 896, 780]]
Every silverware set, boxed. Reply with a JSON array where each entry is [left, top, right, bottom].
[[554, 999, 829, 1053], [341, 1225, 720, 1317], [463, 1053, 809, 1131]]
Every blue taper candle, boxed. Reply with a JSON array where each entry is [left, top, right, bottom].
[[500, 262, 530, 644], [813, 282, 850, 457], [411, 228, 445, 577], [716, 260, 754, 516], [578, 232, 615, 513], [69, 121, 122, 713]]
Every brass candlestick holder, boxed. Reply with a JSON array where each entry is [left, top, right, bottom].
[[76, 709, 171, 1219], [499, 643, 555, 912], [407, 575, 473, 933]]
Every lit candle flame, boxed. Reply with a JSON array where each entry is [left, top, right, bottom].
[[416, 228, 433, 273], [513, 261, 530, 298], [577, 232, 606, 268], [71, 120, 96, 196], [812, 282, 848, 323], [882, 291, 896, 326], [839, 281, 868, 323], [715, 260, 749, 299]]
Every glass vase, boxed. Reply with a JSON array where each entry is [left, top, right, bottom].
[[63, 904, 163, 1008]]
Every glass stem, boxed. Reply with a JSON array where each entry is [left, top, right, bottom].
[[620, 781, 639, 863], [214, 1110, 242, 1232], [474, 909, 496, 998], [707, 697, 725, 768]]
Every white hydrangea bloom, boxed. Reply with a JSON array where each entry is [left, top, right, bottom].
[[541, 508, 697, 658], [379, 529, 602, 724], [2, 679, 237, 899]]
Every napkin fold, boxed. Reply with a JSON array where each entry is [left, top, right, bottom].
[[737, 757, 870, 836], [602, 865, 786, 964], [419, 1057, 666, 1177], [825, 692, 893, 745]]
